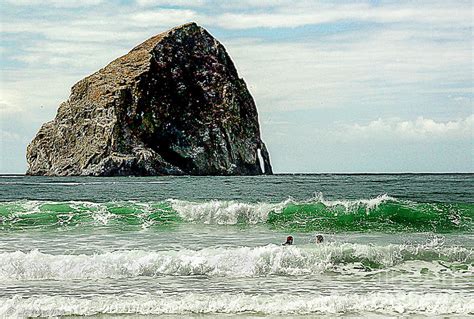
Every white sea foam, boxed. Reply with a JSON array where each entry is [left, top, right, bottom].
[[313, 192, 397, 210], [168, 199, 290, 224], [0, 243, 471, 280], [1, 292, 472, 317]]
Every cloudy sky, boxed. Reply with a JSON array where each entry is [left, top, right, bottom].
[[0, 0, 472, 173]]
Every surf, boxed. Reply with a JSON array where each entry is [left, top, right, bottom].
[[1, 241, 471, 280], [2, 292, 473, 317], [1, 194, 472, 232]]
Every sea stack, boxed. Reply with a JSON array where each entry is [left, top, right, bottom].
[[26, 22, 272, 176]]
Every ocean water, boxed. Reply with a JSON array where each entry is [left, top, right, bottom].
[[0, 174, 473, 318]]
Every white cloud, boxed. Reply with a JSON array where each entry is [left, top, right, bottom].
[[212, 2, 472, 29], [5, 0, 103, 7], [131, 9, 198, 25], [1, 8, 199, 43], [0, 129, 21, 141], [0, 98, 21, 116], [0, 69, 79, 124], [336, 115, 474, 141], [225, 23, 471, 112], [135, 0, 205, 7]]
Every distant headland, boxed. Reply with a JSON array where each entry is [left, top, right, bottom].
[[26, 22, 272, 176]]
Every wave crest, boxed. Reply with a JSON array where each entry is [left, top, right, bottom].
[[1, 195, 472, 232], [1, 243, 471, 280]]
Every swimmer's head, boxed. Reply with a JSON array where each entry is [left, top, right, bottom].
[[284, 236, 293, 245], [316, 235, 324, 243]]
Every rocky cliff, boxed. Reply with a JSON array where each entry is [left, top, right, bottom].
[[26, 22, 272, 176]]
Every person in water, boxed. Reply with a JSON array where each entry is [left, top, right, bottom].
[[315, 235, 324, 243], [282, 235, 293, 245]]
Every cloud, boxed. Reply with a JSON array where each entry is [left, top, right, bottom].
[[0, 129, 21, 141], [135, 0, 205, 7], [131, 9, 198, 25], [224, 23, 471, 112], [211, 2, 472, 29], [5, 0, 103, 7], [1, 2, 471, 125], [1, 1, 471, 116], [336, 115, 474, 141], [0, 99, 22, 116]]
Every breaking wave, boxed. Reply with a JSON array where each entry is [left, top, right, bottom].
[[1, 293, 473, 317], [1, 242, 472, 280], [1, 194, 472, 232]]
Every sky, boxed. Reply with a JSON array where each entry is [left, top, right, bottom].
[[0, 0, 472, 173]]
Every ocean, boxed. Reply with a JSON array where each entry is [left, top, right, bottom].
[[0, 174, 473, 318]]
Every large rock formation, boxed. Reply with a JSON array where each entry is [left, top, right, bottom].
[[26, 22, 272, 176]]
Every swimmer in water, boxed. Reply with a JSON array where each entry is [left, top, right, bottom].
[[315, 235, 324, 243], [282, 235, 293, 245]]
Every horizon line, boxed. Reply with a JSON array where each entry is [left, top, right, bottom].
[[0, 172, 472, 176]]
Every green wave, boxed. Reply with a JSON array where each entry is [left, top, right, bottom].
[[0, 197, 473, 233], [0, 201, 180, 230], [268, 202, 473, 232]]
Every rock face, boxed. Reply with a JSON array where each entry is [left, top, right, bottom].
[[26, 23, 272, 176]]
